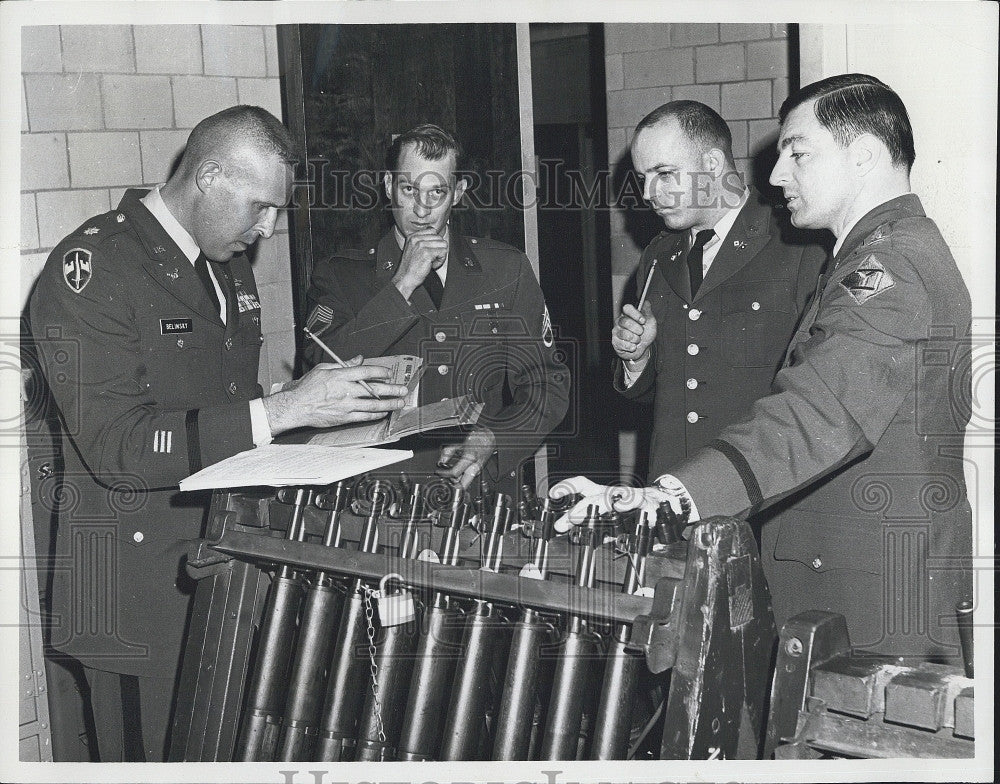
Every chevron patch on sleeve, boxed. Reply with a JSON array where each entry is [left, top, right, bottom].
[[839, 254, 895, 304]]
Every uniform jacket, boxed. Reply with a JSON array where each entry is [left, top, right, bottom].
[[673, 195, 972, 658], [305, 231, 571, 488], [615, 191, 827, 479], [29, 189, 264, 676]]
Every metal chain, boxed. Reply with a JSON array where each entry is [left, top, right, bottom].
[[361, 586, 387, 744]]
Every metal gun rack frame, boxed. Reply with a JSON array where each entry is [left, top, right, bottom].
[[169, 486, 776, 761]]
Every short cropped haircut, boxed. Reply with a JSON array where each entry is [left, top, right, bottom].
[[185, 105, 299, 166], [779, 73, 915, 170], [633, 100, 735, 167], [386, 123, 463, 173]]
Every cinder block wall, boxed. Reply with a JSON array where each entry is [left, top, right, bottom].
[[20, 24, 295, 391], [604, 23, 791, 314]]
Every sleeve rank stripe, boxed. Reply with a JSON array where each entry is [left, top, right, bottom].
[[152, 430, 174, 454], [185, 412, 203, 474], [708, 438, 764, 507]]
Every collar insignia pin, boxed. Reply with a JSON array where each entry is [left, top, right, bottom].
[[733, 240, 747, 249], [116, 214, 125, 223], [167, 268, 179, 281], [84, 227, 99, 235]]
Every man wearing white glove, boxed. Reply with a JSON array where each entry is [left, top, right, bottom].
[[556, 75, 972, 665], [550, 475, 697, 534]]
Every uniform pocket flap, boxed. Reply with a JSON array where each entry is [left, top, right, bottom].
[[721, 279, 794, 315], [772, 507, 883, 574]]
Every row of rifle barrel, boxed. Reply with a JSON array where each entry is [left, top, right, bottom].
[[234, 477, 657, 762]]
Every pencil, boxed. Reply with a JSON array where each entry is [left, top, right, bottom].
[[636, 257, 659, 311], [303, 327, 381, 399]]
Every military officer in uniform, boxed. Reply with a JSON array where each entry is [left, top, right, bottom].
[[29, 106, 409, 761], [305, 124, 571, 493], [557, 75, 973, 662], [612, 100, 827, 478]]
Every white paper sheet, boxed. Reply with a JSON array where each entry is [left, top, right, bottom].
[[179, 444, 413, 491]]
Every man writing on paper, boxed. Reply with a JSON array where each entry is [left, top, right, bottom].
[[612, 100, 826, 480], [557, 75, 973, 662], [29, 106, 409, 761], [304, 124, 571, 492]]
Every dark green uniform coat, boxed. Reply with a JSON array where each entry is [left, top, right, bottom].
[[615, 192, 827, 480], [29, 189, 264, 677], [305, 231, 571, 490], [672, 195, 973, 659]]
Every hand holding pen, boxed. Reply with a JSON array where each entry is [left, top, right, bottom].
[[611, 260, 658, 364], [303, 327, 382, 399], [260, 344, 409, 435]]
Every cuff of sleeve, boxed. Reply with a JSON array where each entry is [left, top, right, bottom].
[[622, 358, 647, 388], [250, 397, 273, 447], [669, 444, 754, 519], [188, 402, 256, 472], [616, 344, 655, 397]]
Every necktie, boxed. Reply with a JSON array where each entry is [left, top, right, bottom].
[[422, 269, 444, 309], [194, 253, 223, 316], [687, 229, 715, 298]]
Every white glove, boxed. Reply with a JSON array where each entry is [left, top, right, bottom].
[[549, 475, 699, 533]]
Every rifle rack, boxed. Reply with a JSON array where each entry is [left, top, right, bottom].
[[169, 482, 776, 761]]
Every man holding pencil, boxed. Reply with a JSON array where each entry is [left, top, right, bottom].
[[304, 124, 571, 492], [612, 101, 827, 480], [28, 105, 409, 761]]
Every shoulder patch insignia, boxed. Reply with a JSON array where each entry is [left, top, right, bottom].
[[541, 305, 554, 347], [839, 254, 895, 304], [63, 248, 93, 293]]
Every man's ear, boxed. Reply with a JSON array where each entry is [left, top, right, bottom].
[[850, 133, 881, 177], [451, 175, 469, 206], [195, 160, 223, 194], [702, 148, 726, 176], [383, 171, 394, 201]]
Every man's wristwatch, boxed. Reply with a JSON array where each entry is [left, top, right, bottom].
[[653, 473, 700, 524]]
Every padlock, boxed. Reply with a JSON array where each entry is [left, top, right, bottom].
[[518, 562, 543, 580], [374, 573, 416, 627]]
